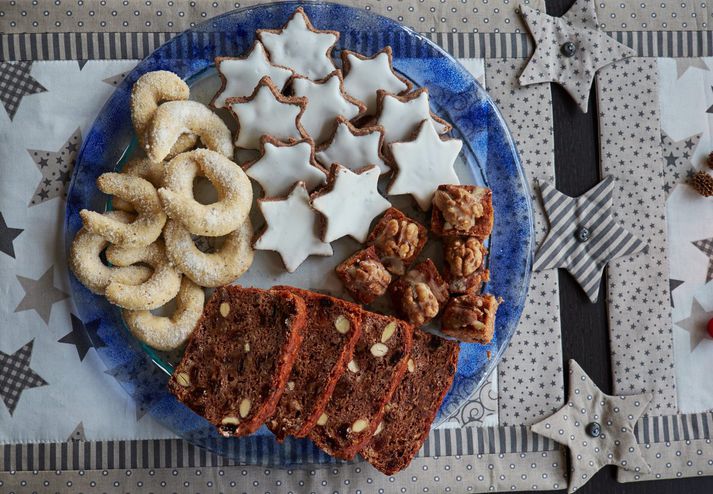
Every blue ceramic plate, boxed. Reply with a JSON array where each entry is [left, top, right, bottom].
[[64, 1, 533, 465]]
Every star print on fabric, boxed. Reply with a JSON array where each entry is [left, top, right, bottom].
[[387, 119, 462, 211], [67, 422, 86, 442], [59, 314, 105, 361], [102, 71, 129, 87], [105, 357, 168, 420], [674, 58, 710, 79], [692, 237, 713, 282], [660, 131, 701, 194], [518, 0, 635, 112], [669, 279, 684, 307], [27, 127, 81, 206], [0, 212, 23, 258], [0, 339, 48, 416], [0, 61, 47, 120], [257, 7, 338, 80], [532, 360, 652, 493], [708, 86, 713, 114], [254, 182, 333, 272], [312, 164, 391, 243], [534, 176, 647, 302], [211, 41, 294, 109], [674, 297, 713, 352], [14, 265, 69, 325]]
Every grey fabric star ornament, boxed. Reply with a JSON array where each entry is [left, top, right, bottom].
[[519, 0, 635, 112], [534, 176, 647, 302], [675, 297, 712, 352], [532, 360, 652, 493]]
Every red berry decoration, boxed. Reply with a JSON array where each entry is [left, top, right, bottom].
[[707, 317, 713, 339]]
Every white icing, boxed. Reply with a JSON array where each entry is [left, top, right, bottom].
[[213, 42, 293, 108], [312, 165, 391, 243], [387, 119, 462, 211], [377, 91, 450, 144], [292, 74, 362, 144], [228, 83, 305, 150], [254, 182, 333, 272], [258, 9, 337, 80], [343, 51, 409, 115], [316, 120, 389, 174], [246, 140, 327, 197]]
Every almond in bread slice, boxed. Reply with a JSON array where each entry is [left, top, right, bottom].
[[168, 285, 306, 437]]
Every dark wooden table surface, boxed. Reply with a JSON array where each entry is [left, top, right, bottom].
[[536, 1, 713, 492]]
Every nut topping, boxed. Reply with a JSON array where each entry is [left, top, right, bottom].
[[221, 416, 240, 425], [286, 381, 295, 391], [239, 398, 251, 418], [381, 321, 397, 343], [351, 419, 369, 433], [433, 187, 484, 231], [244, 342, 251, 353], [347, 359, 360, 373], [444, 237, 484, 277], [375, 219, 421, 261], [219, 302, 230, 317], [402, 282, 439, 326], [374, 421, 384, 436], [175, 372, 191, 387], [334, 315, 351, 334], [370, 342, 389, 357], [317, 413, 328, 426], [345, 258, 391, 297]]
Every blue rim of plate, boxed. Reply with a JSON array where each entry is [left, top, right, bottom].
[[64, 0, 534, 466]]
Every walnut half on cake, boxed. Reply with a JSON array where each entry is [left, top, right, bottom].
[[441, 293, 499, 344], [431, 184, 494, 239]]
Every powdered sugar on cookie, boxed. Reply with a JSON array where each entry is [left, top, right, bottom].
[[312, 164, 391, 243]]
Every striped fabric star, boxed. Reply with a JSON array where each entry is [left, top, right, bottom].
[[534, 176, 647, 302]]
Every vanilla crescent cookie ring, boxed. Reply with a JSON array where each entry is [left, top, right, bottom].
[[163, 218, 254, 287], [80, 173, 166, 247], [104, 239, 182, 310], [131, 70, 198, 156], [146, 100, 234, 163], [69, 211, 153, 294], [123, 277, 205, 351], [112, 158, 166, 212], [158, 149, 252, 237]]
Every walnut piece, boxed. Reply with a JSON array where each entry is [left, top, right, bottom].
[[433, 188, 484, 231], [442, 297, 488, 331], [445, 237, 483, 277], [346, 259, 391, 297], [402, 282, 439, 326], [375, 219, 421, 261]]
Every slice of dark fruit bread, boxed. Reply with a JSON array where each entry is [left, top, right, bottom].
[[168, 285, 306, 437], [308, 312, 414, 460], [267, 286, 363, 441], [360, 330, 460, 475]]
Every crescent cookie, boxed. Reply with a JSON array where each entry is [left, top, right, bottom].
[[145, 100, 234, 163], [80, 173, 166, 247], [69, 211, 152, 295], [123, 277, 205, 351], [163, 218, 254, 287], [158, 149, 252, 237], [112, 158, 166, 212], [130, 70, 198, 156], [104, 239, 182, 310]]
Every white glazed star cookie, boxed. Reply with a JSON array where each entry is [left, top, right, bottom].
[[316, 116, 389, 174], [257, 7, 338, 80], [376, 88, 452, 145], [388, 119, 462, 211], [291, 70, 365, 144], [211, 41, 293, 109], [341, 47, 412, 115], [312, 164, 391, 243], [244, 136, 327, 197], [254, 182, 333, 272], [226, 76, 309, 150]]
